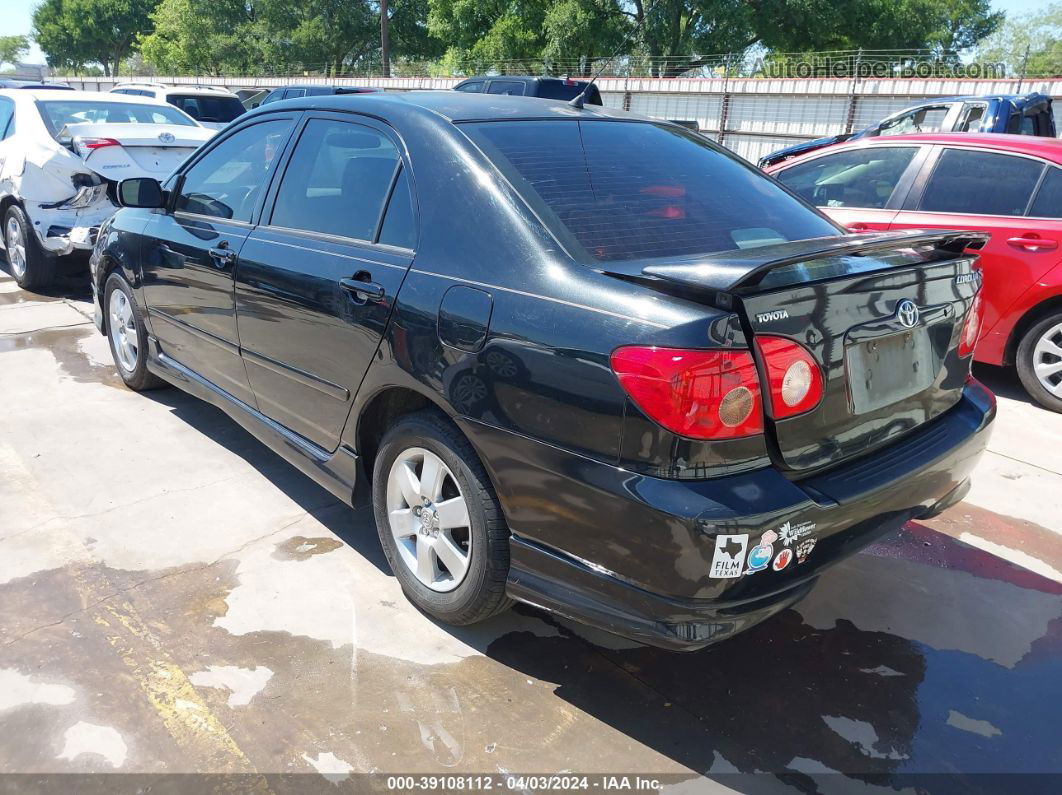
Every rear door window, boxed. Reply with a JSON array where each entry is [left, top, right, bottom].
[[377, 166, 416, 248], [464, 119, 839, 262], [270, 118, 400, 241], [1029, 167, 1062, 218], [775, 146, 918, 209], [918, 149, 1044, 216]]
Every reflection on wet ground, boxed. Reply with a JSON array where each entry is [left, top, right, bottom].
[[1, 267, 1060, 791]]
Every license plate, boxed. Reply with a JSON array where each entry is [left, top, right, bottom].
[[846, 329, 936, 414]]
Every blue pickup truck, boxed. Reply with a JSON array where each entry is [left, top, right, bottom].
[[759, 93, 1056, 168]]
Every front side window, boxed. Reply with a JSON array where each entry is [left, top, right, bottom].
[[775, 146, 918, 209], [282, 88, 307, 99], [456, 82, 484, 93], [464, 120, 839, 262], [175, 120, 292, 222], [918, 149, 1044, 216], [878, 106, 949, 136], [270, 118, 400, 241], [37, 100, 197, 134]]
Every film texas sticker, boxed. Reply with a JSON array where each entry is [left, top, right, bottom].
[[710, 534, 749, 578]]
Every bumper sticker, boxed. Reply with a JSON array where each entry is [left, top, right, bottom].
[[778, 520, 816, 547], [710, 534, 749, 578], [772, 547, 794, 571], [796, 538, 818, 564], [745, 529, 778, 574]]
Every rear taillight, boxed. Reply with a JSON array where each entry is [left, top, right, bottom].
[[755, 336, 824, 419], [958, 291, 983, 358], [74, 137, 121, 157], [610, 346, 764, 439]]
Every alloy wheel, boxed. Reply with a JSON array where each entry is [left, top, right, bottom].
[[386, 447, 472, 592], [4, 216, 27, 280], [109, 289, 139, 372], [1033, 321, 1062, 398]]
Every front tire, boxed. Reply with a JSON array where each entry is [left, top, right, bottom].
[[1016, 312, 1062, 412], [4, 204, 55, 291], [372, 410, 512, 625], [104, 272, 166, 391]]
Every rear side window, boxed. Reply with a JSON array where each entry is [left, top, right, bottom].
[[465, 120, 839, 262], [919, 149, 1044, 216], [378, 166, 416, 248], [0, 98, 13, 140], [169, 94, 245, 123], [776, 147, 917, 209], [487, 81, 524, 95], [1029, 168, 1062, 218], [270, 118, 400, 241]]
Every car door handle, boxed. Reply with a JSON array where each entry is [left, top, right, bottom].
[[340, 275, 385, 302], [1007, 235, 1058, 251], [207, 242, 237, 268]]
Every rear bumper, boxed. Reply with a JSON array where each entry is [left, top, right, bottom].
[[26, 198, 113, 257], [471, 381, 995, 651]]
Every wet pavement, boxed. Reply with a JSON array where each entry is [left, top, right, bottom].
[[1, 265, 1060, 792]]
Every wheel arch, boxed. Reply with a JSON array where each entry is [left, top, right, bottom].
[[1005, 292, 1062, 366], [354, 384, 452, 488]]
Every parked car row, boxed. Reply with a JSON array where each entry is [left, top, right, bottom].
[[758, 92, 1056, 167], [766, 133, 1062, 412]]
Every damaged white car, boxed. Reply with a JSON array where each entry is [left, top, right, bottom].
[[0, 89, 215, 290]]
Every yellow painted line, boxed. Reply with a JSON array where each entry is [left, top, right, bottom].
[[1, 442, 269, 782]]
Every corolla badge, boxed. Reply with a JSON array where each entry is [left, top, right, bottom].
[[896, 300, 920, 329], [158, 132, 176, 144]]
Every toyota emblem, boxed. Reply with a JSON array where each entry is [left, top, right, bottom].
[[896, 300, 920, 329], [158, 132, 176, 144]]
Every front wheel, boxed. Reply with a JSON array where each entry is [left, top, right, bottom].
[[104, 272, 166, 391], [372, 411, 512, 625], [1016, 312, 1062, 412]]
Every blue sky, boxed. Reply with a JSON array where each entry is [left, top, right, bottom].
[[4, 0, 1048, 65]]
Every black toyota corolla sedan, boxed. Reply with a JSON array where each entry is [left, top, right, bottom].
[[90, 92, 995, 650]]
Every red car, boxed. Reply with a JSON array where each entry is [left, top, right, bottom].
[[767, 133, 1062, 411]]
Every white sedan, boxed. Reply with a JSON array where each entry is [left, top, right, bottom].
[[0, 89, 215, 290]]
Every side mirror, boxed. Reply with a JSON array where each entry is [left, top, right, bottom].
[[118, 177, 165, 209]]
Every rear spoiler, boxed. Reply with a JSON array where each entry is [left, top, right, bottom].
[[639, 230, 990, 294]]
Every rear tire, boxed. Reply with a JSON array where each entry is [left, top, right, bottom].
[[4, 204, 55, 291], [104, 272, 166, 392], [372, 410, 512, 625], [1016, 312, 1062, 413]]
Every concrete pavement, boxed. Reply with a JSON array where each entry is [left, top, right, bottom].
[[1, 267, 1060, 791]]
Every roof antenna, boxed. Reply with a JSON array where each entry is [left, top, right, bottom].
[[569, 0, 661, 109]]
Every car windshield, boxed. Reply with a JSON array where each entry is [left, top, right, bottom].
[[38, 100, 196, 134], [168, 94, 245, 123], [464, 119, 839, 262]]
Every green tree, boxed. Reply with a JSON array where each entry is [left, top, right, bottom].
[[975, 3, 1062, 77], [0, 35, 30, 68], [140, 0, 264, 75], [34, 0, 158, 76]]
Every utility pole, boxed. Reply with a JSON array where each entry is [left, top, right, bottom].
[[380, 0, 391, 78], [1016, 43, 1031, 92]]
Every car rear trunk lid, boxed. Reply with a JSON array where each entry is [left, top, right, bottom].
[[64, 122, 213, 179], [630, 230, 989, 472]]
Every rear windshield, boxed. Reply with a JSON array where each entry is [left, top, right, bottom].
[[37, 100, 197, 135], [168, 94, 245, 123], [463, 120, 838, 262]]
